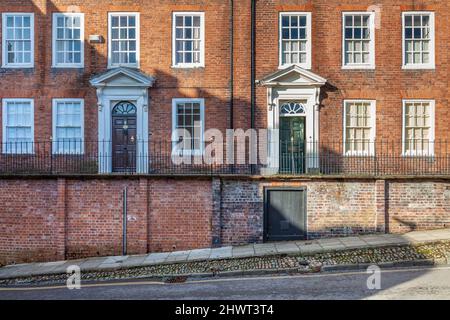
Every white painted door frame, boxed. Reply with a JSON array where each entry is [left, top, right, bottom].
[[266, 86, 320, 174], [97, 91, 149, 174]]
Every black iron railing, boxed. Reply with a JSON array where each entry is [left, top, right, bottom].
[[0, 140, 449, 176]]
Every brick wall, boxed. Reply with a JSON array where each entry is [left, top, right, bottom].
[[219, 179, 379, 245], [387, 180, 450, 233], [0, 179, 62, 264], [1, 176, 450, 265], [148, 178, 213, 253]]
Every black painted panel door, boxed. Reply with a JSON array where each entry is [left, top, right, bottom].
[[112, 116, 137, 172]]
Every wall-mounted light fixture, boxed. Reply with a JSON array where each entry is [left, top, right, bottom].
[[89, 35, 104, 43]]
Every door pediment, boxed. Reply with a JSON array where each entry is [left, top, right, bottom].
[[90, 67, 155, 88], [258, 65, 326, 87]]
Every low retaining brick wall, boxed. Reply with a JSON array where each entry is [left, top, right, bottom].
[[0, 176, 449, 265]]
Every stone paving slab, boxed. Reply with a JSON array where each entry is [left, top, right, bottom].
[[165, 251, 191, 263], [1, 228, 450, 280], [298, 244, 324, 254], [232, 245, 256, 258], [143, 252, 170, 266], [187, 249, 212, 262], [210, 247, 232, 260], [120, 255, 147, 268], [275, 242, 301, 254]]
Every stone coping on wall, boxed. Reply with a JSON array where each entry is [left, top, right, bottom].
[[1, 173, 450, 181]]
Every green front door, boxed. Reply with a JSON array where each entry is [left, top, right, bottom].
[[280, 117, 306, 174]]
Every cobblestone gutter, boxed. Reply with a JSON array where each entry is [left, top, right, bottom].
[[1, 241, 449, 287]]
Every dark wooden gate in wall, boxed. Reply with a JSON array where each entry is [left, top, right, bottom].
[[264, 187, 307, 241]]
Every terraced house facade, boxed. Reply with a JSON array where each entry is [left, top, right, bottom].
[[0, 0, 449, 265]]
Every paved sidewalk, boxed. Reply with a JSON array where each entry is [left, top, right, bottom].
[[1, 228, 450, 280]]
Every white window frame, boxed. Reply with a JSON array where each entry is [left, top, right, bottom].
[[172, 12, 205, 68], [1, 13, 35, 68], [171, 98, 205, 156], [278, 12, 312, 70], [107, 12, 140, 69], [2, 98, 34, 154], [52, 13, 85, 68], [342, 12, 376, 70], [52, 98, 85, 155], [402, 11, 435, 70], [343, 100, 376, 156], [402, 99, 435, 157]]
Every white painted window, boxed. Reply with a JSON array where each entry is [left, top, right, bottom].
[[52, 13, 84, 68], [279, 12, 311, 69], [108, 12, 140, 68], [172, 12, 205, 68], [2, 99, 34, 154], [342, 12, 375, 69], [52, 99, 84, 154], [402, 100, 435, 156], [343, 100, 376, 156], [172, 98, 205, 154], [402, 12, 435, 69], [2, 13, 34, 68]]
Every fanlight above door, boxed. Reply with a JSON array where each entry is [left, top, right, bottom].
[[280, 102, 306, 116], [112, 101, 137, 115]]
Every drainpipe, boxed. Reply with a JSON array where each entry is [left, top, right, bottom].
[[122, 187, 128, 256], [230, 0, 234, 130], [250, 0, 256, 174]]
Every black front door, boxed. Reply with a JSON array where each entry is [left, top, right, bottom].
[[264, 188, 307, 242], [280, 117, 306, 174], [112, 102, 137, 173]]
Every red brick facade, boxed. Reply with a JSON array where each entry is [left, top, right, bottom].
[[0, 0, 447, 143], [0, 1, 449, 265]]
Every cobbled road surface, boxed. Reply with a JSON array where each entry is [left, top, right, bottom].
[[0, 266, 449, 300]]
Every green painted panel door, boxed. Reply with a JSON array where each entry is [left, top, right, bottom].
[[280, 117, 306, 174]]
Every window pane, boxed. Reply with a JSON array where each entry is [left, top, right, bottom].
[[345, 15, 352, 26], [129, 16, 136, 27], [413, 15, 421, 26], [405, 16, 412, 26], [405, 28, 412, 38], [291, 28, 298, 39]]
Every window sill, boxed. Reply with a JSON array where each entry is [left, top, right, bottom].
[[171, 151, 204, 157], [171, 64, 205, 69], [52, 65, 84, 69], [343, 153, 375, 157], [401, 153, 435, 158], [107, 64, 140, 69], [2, 152, 35, 155], [402, 65, 435, 70], [1, 64, 34, 69], [341, 65, 375, 70]]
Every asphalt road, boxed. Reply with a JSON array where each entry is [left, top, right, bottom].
[[1, 266, 449, 300]]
